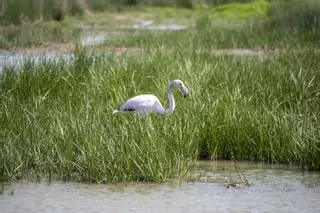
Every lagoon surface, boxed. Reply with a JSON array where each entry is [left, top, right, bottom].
[[1, 161, 320, 213]]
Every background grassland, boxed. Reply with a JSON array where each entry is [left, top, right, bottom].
[[1, 0, 320, 50], [0, 23, 77, 49]]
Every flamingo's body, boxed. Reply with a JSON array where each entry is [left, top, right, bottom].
[[113, 79, 188, 117]]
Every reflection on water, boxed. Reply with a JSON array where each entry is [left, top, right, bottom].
[[1, 161, 320, 213]]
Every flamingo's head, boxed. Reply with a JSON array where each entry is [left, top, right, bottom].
[[169, 79, 189, 98]]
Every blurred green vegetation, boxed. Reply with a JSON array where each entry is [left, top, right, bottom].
[[0, 23, 77, 49], [0, 0, 317, 25], [215, 0, 268, 17], [267, 0, 320, 30], [0, 0, 256, 25], [0, 0, 318, 49]]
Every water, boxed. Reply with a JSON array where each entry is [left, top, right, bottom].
[[1, 161, 320, 213], [0, 19, 257, 73], [80, 32, 110, 46], [0, 33, 104, 73], [0, 47, 265, 73], [131, 20, 187, 30], [0, 51, 74, 73], [0, 29, 143, 72]]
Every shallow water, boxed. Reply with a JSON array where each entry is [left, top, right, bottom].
[[0, 51, 74, 73], [0, 33, 102, 73], [1, 161, 320, 213], [131, 20, 187, 30], [0, 19, 187, 72]]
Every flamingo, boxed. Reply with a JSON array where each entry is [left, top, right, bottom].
[[113, 79, 189, 117]]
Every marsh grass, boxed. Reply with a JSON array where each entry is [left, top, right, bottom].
[[1, 45, 319, 182], [0, 0, 319, 183]]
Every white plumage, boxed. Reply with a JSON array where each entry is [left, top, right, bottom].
[[113, 79, 189, 117]]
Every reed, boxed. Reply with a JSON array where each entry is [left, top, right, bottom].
[[0, 0, 319, 183]]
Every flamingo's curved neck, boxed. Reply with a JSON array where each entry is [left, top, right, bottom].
[[164, 87, 175, 115]]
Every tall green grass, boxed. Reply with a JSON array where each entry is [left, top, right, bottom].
[[0, 46, 319, 183], [0, 0, 319, 183]]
